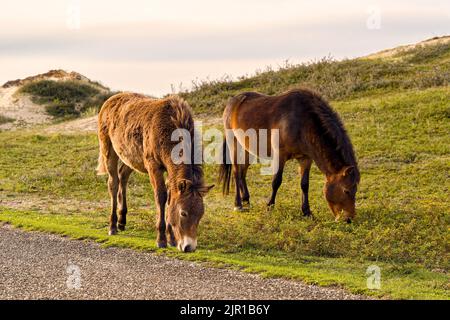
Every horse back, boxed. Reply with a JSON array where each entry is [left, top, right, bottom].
[[224, 89, 325, 159], [98, 93, 175, 173]]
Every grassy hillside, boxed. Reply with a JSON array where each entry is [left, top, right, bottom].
[[0, 39, 449, 299], [180, 40, 450, 115]]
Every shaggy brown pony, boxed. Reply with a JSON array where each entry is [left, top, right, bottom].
[[219, 88, 360, 222], [97, 93, 213, 252]]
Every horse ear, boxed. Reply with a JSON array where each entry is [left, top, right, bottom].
[[178, 180, 187, 194], [198, 184, 215, 196], [342, 166, 355, 177], [177, 179, 192, 194]]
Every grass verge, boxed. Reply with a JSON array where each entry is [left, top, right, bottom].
[[0, 209, 448, 299]]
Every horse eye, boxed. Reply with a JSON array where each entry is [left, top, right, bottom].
[[180, 210, 188, 217], [344, 189, 350, 195]]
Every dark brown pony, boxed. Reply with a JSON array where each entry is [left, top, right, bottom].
[[97, 93, 213, 252], [219, 88, 360, 222]]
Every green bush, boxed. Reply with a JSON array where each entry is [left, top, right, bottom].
[[0, 115, 14, 125], [20, 80, 115, 118], [45, 102, 79, 117], [21, 80, 99, 103]]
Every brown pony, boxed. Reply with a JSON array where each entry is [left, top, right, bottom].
[[219, 88, 360, 222], [97, 93, 213, 252]]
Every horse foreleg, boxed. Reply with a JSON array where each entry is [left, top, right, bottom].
[[117, 163, 133, 231], [148, 167, 168, 248], [299, 158, 313, 217], [267, 160, 285, 209], [166, 224, 177, 247]]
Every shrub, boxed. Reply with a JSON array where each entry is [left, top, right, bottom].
[[45, 102, 80, 118], [0, 115, 14, 125], [20, 80, 115, 118]]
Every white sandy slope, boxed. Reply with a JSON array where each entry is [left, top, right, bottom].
[[0, 85, 51, 130], [364, 35, 450, 60]]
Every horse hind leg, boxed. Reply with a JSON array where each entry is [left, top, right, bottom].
[[117, 163, 133, 231], [232, 164, 244, 211], [233, 147, 251, 212], [100, 137, 120, 235], [240, 163, 250, 209]]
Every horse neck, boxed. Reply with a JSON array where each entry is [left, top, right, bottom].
[[309, 142, 348, 178], [167, 164, 194, 184]]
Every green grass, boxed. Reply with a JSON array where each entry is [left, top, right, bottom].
[[19, 80, 115, 118], [1, 86, 449, 299]]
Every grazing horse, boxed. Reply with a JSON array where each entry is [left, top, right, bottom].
[[97, 93, 213, 252], [219, 88, 360, 222]]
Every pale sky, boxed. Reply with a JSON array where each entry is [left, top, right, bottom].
[[0, 0, 449, 96]]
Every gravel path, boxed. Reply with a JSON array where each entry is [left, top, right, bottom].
[[0, 225, 367, 300]]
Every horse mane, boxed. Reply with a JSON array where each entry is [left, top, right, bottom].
[[167, 95, 194, 131], [166, 96, 206, 193], [289, 88, 360, 182]]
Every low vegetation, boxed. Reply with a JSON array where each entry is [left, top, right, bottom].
[[0, 115, 14, 125], [19, 80, 115, 118]]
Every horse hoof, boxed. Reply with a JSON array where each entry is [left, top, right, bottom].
[[169, 240, 177, 247], [157, 241, 167, 248], [234, 206, 244, 212], [266, 204, 274, 211], [108, 229, 117, 236], [303, 212, 314, 219], [346, 218, 352, 224], [118, 224, 126, 231]]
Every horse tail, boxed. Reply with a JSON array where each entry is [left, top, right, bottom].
[[218, 94, 248, 195], [218, 137, 232, 195], [96, 145, 108, 175]]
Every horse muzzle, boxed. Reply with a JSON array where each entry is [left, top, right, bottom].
[[177, 236, 197, 253]]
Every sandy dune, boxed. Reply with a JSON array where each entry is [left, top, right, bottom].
[[364, 35, 450, 60], [0, 86, 51, 130], [0, 69, 108, 131]]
